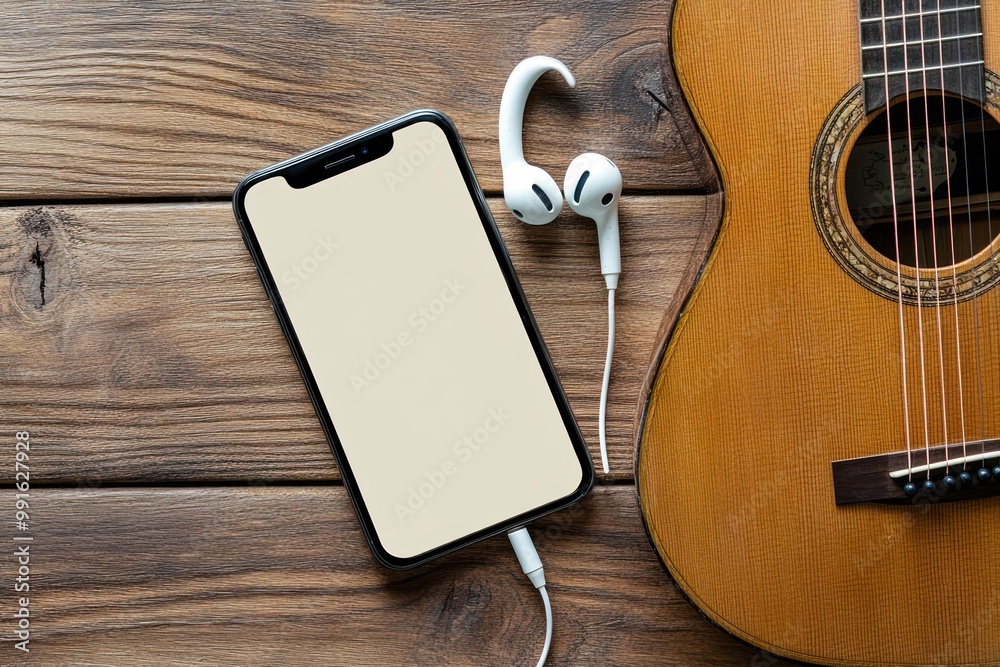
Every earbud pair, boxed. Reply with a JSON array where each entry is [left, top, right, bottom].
[[499, 56, 622, 290], [499, 56, 622, 473]]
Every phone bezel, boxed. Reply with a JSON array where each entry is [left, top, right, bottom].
[[232, 109, 594, 569]]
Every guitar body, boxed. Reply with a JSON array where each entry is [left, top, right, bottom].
[[637, 1, 1000, 665]]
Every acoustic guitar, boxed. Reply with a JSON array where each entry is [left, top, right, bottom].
[[637, 0, 1000, 664]]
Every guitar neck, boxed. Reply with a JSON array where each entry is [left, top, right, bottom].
[[860, 0, 985, 113]]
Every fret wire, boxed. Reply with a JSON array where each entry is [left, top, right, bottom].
[[860, 31, 984, 50], [860, 4, 980, 23], [862, 59, 984, 79]]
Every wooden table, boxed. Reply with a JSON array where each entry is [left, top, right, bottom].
[[0, 2, 796, 664]]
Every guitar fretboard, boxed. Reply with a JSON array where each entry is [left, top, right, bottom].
[[860, 0, 985, 113]]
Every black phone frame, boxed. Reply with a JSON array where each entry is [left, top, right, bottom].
[[232, 110, 594, 569]]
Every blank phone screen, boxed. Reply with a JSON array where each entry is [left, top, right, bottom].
[[241, 120, 586, 560]]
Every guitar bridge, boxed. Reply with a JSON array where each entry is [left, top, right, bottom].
[[832, 440, 1000, 505]]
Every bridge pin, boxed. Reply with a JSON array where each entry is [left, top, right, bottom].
[[959, 471, 973, 486], [904, 482, 918, 496], [978, 468, 992, 481], [993, 466, 1000, 480], [922, 480, 936, 494], [943, 475, 957, 489]]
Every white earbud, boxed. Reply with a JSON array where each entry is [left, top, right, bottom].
[[564, 153, 622, 290], [565, 158, 622, 473], [499, 56, 575, 225]]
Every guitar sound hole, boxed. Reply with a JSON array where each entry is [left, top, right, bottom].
[[845, 93, 1000, 269]]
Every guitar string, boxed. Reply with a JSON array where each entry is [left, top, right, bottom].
[[900, 0, 935, 477], [915, 0, 953, 472], [934, 0, 969, 473], [971, 0, 993, 458], [882, 0, 915, 479]]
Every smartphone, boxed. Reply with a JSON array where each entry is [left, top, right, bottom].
[[232, 110, 593, 568]]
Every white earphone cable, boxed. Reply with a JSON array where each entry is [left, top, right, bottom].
[[537, 585, 553, 666], [598, 287, 615, 473]]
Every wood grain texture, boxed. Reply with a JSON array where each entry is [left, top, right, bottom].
[[0, 196, 716, 485], [0, 0, 713, 201], [639, 0, 1000, 665], [0, 486, 794, 666]]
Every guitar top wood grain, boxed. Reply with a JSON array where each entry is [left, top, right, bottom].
[[639, 0, 1000, 665]]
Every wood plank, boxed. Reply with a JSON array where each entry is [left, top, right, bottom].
[[0, 195, 719, 484], [0, 0, 712, 200], [0, 485, 793, 665]]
